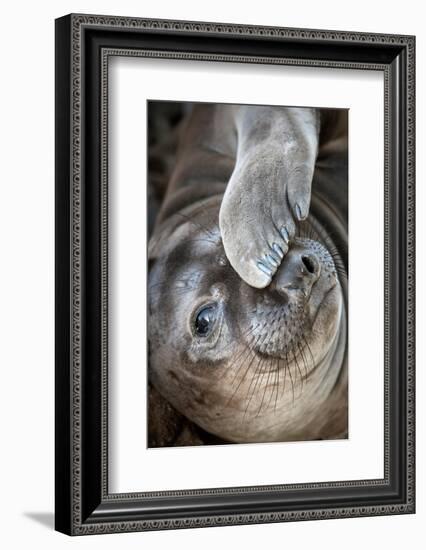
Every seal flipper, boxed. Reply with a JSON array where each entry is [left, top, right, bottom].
[[219, 106, 320, 288]]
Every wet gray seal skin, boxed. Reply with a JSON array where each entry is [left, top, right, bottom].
[[148, 103, 347, 446]]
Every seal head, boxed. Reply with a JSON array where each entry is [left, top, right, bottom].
[[148, 196, 347, 443]]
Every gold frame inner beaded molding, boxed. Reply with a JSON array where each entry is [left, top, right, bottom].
[[55, 13, 415, 535]]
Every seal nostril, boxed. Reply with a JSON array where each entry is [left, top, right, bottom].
[[302, 255, 316, 274]]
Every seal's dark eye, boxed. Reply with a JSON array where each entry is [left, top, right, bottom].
[[194, 305, 216, 337]]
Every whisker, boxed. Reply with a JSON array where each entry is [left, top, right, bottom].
[[286, 349, 295, 404], [225, 331, 259, 387], [229, 326, 269, 391], [303, 334, 314, 362], [219, 323, 260, 357], [243, 355, 266, 420], [264, 356, 279, 414], [243, 335, 273, 419], [280, 356, 288, 399], [225, 337, 261, 408], [297, 340, 309, 380], [302, 334, 316, 375], [291, 342, 303, 394], [256, 356, 274, 417], [273, 357, 280, 413]]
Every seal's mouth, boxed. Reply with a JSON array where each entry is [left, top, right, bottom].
[[244, 235, 341, 365]]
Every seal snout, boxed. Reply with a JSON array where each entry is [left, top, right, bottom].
[[273, 245, 321, 299], [301, 254, 319, 276]]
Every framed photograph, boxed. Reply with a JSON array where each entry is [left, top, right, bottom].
[[55, 14, 415, 535]]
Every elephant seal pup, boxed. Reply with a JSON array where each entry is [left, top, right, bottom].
[[148, 103, 348, 445]]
